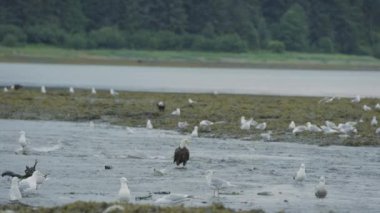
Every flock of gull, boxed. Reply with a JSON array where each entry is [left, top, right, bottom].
[[2, 85, 380, 208]]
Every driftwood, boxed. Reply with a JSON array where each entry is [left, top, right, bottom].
[[1, 159, 38, 179]]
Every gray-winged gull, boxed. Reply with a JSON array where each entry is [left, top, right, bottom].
[[205, 170, 233, 197], [146, 119, 153, 129], [118, 177, 131, 202], [191, 126, 198, 137], [315, 176, 327, 199], [371, 116, 377, 126], [9, 177, 22, 201], [155, 194, 193, 205], [293, 163, 306, 184], [171, 108, 180, 116], [288, 121, 296, 130]]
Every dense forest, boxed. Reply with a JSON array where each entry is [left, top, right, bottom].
[[0, 0, 379, 57]]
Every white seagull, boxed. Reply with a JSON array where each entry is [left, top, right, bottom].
[[256, 122, 267, 130], [188, 98, 196, 106], [153, 168, 167, 176], [199, 120, 214, 131], [146, 119, 153, 129], [325, 121, 338, 130], [288, 121, 296, 130], [363, 105, 372, 111], [3, 87, 8, 92], [292, 125, 308, 135], [293, 163, 306, 184], [9, 177, 22, 201], [191, 126, 198, 137], [351, 95, 360, 103], [315, 176, 327, 199], [306, 122, 322, 132], [41, 86, 46, 94], [91, 87, 96, 94], [371, 116, 378, 126], [376, 127, 380, 135], [19, 170, 44, 195], [375, 103, 380, 110], [240, 116, 254, 130], [177, 121, 189, 129], [18, 130, 28, 148], [321, 125, 339, 134], [69, 87, 75, 94], [118, 177, 131, 202], [171, 108, 181, 116], [205, 170, 233, 197], [110, 88, 119, 96]]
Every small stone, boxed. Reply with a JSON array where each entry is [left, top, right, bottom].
[[105, 165, 112, 170]]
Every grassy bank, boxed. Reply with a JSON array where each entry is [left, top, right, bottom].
[[1, 87, 379, 146], [0, 202, 265, 213], [1, 45, 380, 70]]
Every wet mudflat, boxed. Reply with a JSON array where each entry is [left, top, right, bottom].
[[0, 119, 379, 213]]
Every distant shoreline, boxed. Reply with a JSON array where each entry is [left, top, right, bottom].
[[1, 45, 379, 71]]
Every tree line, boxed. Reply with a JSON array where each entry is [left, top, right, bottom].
[[0, 0, 379, 57]]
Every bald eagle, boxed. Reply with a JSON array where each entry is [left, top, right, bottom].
[[174, 139, 191, 167]]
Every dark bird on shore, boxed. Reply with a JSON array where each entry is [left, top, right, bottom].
[[315, 176, 327, 199], [2, 160, 38, 179], [174, 138, 191, 167], [157, 101, 165, 112]]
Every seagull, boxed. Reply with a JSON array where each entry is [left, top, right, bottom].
[[18, 131, 28, 148], [126, 126, 135, 134], [315, 176, 327, 199], [260, 131, 272, 141], [351, 95, 360, 103], [371, 116, 378, 126], [19, 170, 43, 195], [240, 116, 254, 130], [321, 125, 339, 134], [171, 108, 181, 116], [376, 128, 380, 135], [319, 96, 335, 103], [375, 103, 380, 110], [199, 120, 214, 131], [337, 123, 357, 134], [177, 121, 189, 129], [256, 122, 267, 130], [292, 125, 308, 135], [205, 170, 233, 197], [69, 87, 75, 94], [191, 126, 198, 137], [325, 121, 338, 130], [155, 194, 193, 205], [91, 87, 96, 94], [188, 98, 196, 106], [146, 119, 153, 129], [118, 177, 131, 202], [363, 105, 372, 111], [293, 163, 306, 184], [288, 121, 296, 130], [9, 177, 22, 201], [306, 122, 322, 132], [4, 87, 8, 92], [110, 88, 119, 96], [89, 121, 95, 128], [153, 168, 166, 176], [41, 86, 46, 94]]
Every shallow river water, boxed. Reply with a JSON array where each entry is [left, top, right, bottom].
[[0, 119, 379, 213]]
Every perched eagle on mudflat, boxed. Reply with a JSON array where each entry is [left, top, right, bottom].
[[174, 139, 191, 167]]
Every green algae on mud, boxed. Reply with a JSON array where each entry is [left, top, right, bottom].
[[0, 88, 379, 146], [0, 202, 265, 213]]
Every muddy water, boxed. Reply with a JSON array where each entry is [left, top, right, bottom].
[[0, 119, 379, 213]]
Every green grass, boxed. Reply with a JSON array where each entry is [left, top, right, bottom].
[[0, 201, 265, 213], [0, 45, 379, 70], [1, 88, 379, 146]]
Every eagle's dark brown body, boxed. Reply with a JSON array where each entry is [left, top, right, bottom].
[[173, 146, 189, 166], [315, 188, 327, 199]]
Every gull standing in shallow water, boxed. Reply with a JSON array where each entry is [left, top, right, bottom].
[[205, 170, 233, 197], [293, 163, 306, 184], [18, 130, 28, 148], [9, 177, 22, 201], [118, 177, 131, 202], [191, 126, 198, 137], [315, 176, 327, 199], [146, 119, 153, 129]]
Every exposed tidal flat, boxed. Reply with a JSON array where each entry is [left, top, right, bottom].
[[1, 87, 379, 146]]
